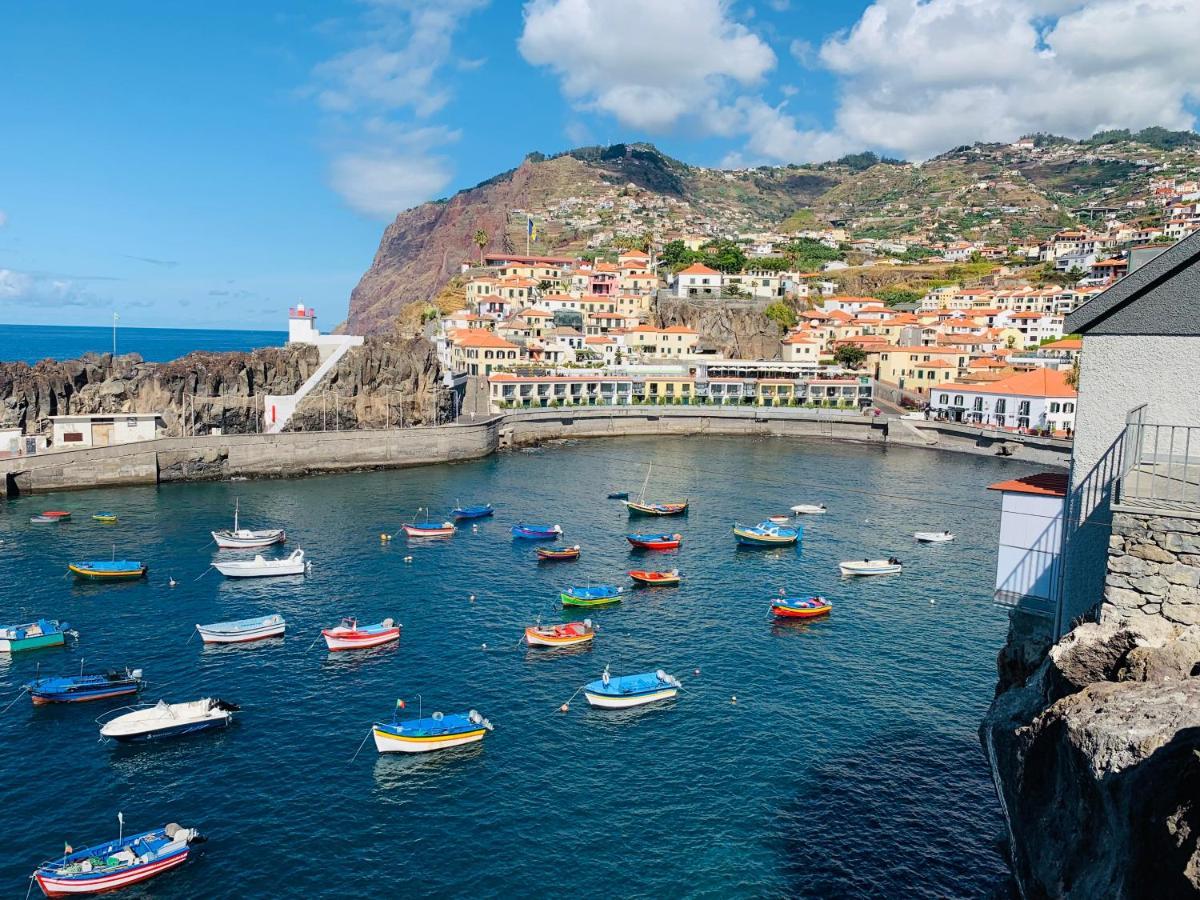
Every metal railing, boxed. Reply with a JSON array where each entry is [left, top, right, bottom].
[[1119, 404, 1200, 510]]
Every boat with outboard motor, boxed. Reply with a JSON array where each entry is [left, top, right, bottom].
[[372, 703, 493, 754], [211, 499, 286, 550], [321, 617, 400, 651], [790, 504, 827, 515], [583, 666, 681, 709], [536, 544, 580, 561], [512, 523, 562, 540], [196, 614, 286, 644], [524, 619, 595, 648], [0, 619, 73, 653], [560, 584, 623, 608], [26, 666, 145, 705], [733, 521, 801, 546], [914, 531, 955, 543], [626, 532, 682, 550], [31, 821, 204, 897], [629, 570, 681, 586], [98, 698, 239, 742], [213, 548, 308, 578], [450, 503, 494, 521], [68, 559, 148, 581], [770, 596, 832, 619], [839, 558, 903, 576]]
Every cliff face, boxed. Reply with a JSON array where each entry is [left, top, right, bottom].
[[652, 295, 792, 359], [0, 337, 447, 437]]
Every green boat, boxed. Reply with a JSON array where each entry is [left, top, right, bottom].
[[0, 619, 72, 653], [560, 585, 623, 608]]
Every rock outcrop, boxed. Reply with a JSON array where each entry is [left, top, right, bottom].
[[652, 295, 793, 359], [982, 615, 1200, 898]]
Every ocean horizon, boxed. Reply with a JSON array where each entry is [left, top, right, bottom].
[[0, 323, 287, 365]]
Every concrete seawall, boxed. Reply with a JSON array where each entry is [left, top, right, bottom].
[[0, 407, 1068, 497]]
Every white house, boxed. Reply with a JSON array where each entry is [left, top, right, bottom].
[[49, 413, 162, 450], [988, 472, 1068, 617], [674, 262, 723, 298], [930, 368, 1077, 433]]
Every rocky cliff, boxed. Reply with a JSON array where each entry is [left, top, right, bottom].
[[652, 295, 793, 359], [0, 337, 448, 438]]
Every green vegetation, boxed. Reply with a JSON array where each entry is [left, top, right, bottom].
[[833, 345, 867, 370], [659, 238, 747, 274], [877, 287, 923, 307], [764, 301, 797, 330]]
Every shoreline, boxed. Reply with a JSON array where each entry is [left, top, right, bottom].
[[0, 407, 1069, 497]]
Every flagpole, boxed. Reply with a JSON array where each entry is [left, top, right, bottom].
[[112, 312, 119, 356]]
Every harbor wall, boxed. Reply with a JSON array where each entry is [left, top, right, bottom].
[[0, 407, 1069, 497]]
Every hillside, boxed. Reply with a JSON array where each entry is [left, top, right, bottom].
[[347, 133, 1200, 333]]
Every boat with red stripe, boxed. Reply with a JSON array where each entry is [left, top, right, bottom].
[[32, 820, 203, 897], [321, 617, 401, 651]]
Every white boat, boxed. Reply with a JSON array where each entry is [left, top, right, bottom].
[[99, 698, 238, 742], [196, 614, 286, 644], [213, 549, 308, 578], [211, 500, 286, 550], [583, 667, 680, 709], [839, 558, 903, 576], [914, 531, 955, 543], [790, 504, 827, 515], [321, 617, 400, 651]]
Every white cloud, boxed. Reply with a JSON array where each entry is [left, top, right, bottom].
[[330, 154, 454, 219], [788, 38, 815, 68], [0, 268, 100, 308], [519, 0, 775, 132]]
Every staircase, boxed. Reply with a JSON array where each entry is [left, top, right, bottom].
[[263, 340, 356, 434]]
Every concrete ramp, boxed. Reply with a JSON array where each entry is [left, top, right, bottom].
[[264, 340, 356, 434]]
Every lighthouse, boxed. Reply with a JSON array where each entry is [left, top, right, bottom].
[[288, 302, 318, 344]]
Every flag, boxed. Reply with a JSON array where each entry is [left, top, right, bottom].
[[64, 843, 72, 855], [117, 812, 124, 828], [527, 217, 537, 242], [396, 699, 406, 709]]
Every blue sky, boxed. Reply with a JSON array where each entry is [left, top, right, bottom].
[[1, 1, 1196, 330]]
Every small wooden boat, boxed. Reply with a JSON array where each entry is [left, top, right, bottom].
[[606, 491, 630, 500], [733, 522, 800, 546], [561, 584, 623, 608], [213, 548, 308, 578], [583, 667, 680, 709], [626, 532, 682, 550], [524, 619, 595, 648], [770, 596, 832, 619], [31, 510, 71, 524], [99, 698, 239, 742], [27, 667, 145, 705], [68, 560, 148, 581], [321, 617, 400, 651], [0, 619, 73, 653], [195, 614, 285, 644], [623, 464, 688, 516], [537, 544, 580, 561], [401, 521, 455, 538], [512, 523, 562, 540], [839, 558, 903, 576], [92, 512, 118, 524], [211, 499, 286, 549], [790, 504, 827, 515], [373, 707, 493, 754], [767, 515, 791, 524], [451, 503, 494, 520], [914, 531, 955, 543], [629, 569, 680, 586], [32, 822, 204, 897]]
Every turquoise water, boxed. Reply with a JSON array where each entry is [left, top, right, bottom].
[[0, 436, 1033, 897], [0, 323, 286, 364]]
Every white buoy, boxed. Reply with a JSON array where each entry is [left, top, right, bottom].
[[731, 695, 738, 704], [481, 642, 488, 650], [169, 577, 177, 588], [560, 703, 569, 713], [404, 556, 413, 563], [694, 668, 701, 676]]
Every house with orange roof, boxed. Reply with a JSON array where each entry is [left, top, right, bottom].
[[820, 295, 881, 315], [674, 262, 723, 298], [869, 346, 971, 395], [621, 271, 659, 295], [448, 328, 523, 376], [930, 368, 1076, 432], [780, 332, 821, 363], [617, 248, 650, 267]]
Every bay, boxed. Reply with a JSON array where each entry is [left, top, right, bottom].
[[0, 323, 286, 364]]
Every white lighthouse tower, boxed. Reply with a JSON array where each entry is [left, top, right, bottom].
[[288, 302, 319, 344]]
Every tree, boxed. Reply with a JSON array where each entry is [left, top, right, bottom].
[[473, 229, 488, 264], [877, 286, 923, 307], [833, 345, 867, 370], [659, 240, 692, 269], [703, 239, 747, 274], [764, 301, 797, 330], [1064, 356, 1080, 389]]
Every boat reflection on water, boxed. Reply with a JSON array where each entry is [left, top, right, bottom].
[[319, 641, 400, 672], [372, 741, 487, 791], [522, 640, 594, 662]]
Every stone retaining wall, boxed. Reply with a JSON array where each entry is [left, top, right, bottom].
[[1101, 507, 1200, 627]]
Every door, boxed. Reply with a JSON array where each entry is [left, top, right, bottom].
[[91, 422, 114, 447]]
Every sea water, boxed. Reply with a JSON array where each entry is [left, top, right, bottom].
[[0, 323, 285, 364]]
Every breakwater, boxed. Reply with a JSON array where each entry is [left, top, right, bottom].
[[0, 407, 1070, 497]]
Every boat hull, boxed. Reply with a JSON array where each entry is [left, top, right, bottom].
[[451, 506, 494, 520], [512, 525, 561, 540], [584, 687, 677, 709], [212, 531, 286, 549], [629, 571, 680, 586], [0, 633, 65, 653], [402, 525, 455, 538], [839, 563, 902, 576], [31, 684, 139, 705], [524, 627, 594, 648], [624, 501, 688, 516], [35, 847, 190, 897], [626, 536, 681, 550], [560, 594, 621, 608], [734, 532, 797, 546], [105, 716, 230, 743], [914, 533, 954, 543], [197, 623, 286, 644], [771, 603, 831, 619], [68, 564, 147, 581], [373, 726, 487, 753], [322, 628, 400, 651]]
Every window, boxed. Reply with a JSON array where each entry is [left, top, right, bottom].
[[1018, 400, 1030, 415], [995, 399, 1006, 414], [953, 395, 964, 407], [973, 397, 983, 411], [1050, 402, 1061, 413], [939, 394, 949, 404], [1064, 403, 1074, 413]]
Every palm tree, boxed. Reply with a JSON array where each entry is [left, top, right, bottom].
[[473, 229, 488, 265]]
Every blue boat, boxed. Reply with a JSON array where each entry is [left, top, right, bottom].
[[26, 666, 145, 705], [68, 559, 148, 580], [32, 822, 204, 896], [561, 584, 623, 607], [582, 667, 681, 708], [373, 707, 494, 753], [451, 503, 494, 520], [512, 523, 562, 540], [733, 521, 801, 547]]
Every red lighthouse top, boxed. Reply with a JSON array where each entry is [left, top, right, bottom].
[[289, 303, 315, 319]]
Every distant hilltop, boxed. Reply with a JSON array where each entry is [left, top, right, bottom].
[[347, 129, 1200, 334]]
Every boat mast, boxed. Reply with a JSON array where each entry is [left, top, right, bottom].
[[638, 463, 652, 503], [233, 498, 239, 533]]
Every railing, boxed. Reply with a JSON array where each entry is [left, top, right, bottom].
[[1119, 405, 1200, 511]]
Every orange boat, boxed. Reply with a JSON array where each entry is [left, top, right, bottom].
[[628, 569, 681, 586], [770, 596, 832, 619], [524, 620, 595, 648], [536, 545, 581, 561]]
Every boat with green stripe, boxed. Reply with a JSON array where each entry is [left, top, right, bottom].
[[0, 618, 73, 653]]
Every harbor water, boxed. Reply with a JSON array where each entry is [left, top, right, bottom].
[[0, 436, 1037, 897]]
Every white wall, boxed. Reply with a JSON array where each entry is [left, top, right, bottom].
[[995, 491, 1065, 616]]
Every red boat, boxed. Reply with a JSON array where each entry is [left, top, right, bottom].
[[626, 532, 682, 550], [537, 544, 581, 561], [629, 569, 681, 586], [770, 597, 832, 619]]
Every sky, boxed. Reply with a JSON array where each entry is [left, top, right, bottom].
[[1, 0, 1197, 331]]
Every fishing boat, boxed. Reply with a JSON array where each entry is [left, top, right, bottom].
[[536, 544, 580, 561], [770, 596, 832, 619], [790, 504, 827, 515], [212, 548, 308, 578], [68, 559, 148, 581], [839, 558, 903, 576], [767, 515, 791, 524], [629, 569, 681, 586], [733, 521, 801, 546], [31, 510, 71, 524], [195, 614, 286, 644], [583, 667, 681, 709], [512, 523, 562, 540], [98, 698, 239, 742], [211, 499, 286, 550], [401, 521, 455, 538], [0, 619, 73, 653], [27, 667, 145, 705], [914, 531, 955, 543], [606, 491, 630, 500], [524, 619, 595, 648], [623, 463, 688, 516], [321, 617, 400, 651], [450, 503, 494, 520], [561, 584, 623, 608], [92, 513, 118, 524], [373, 705, 493, 754], [32, 821, 204, 897], [626, 532, 682, 550]]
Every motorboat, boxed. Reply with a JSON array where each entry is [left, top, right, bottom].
[[914, 531, 955, 543], [536, 545, 580, 561], [213, 548, 308, 578], [524, 619, 596, 648], [0, 619, 73, 653], [629, 570, 681, 586], [733, 522, 800, 546], [27, 667, 145, 705], [790, 504, 827, 515], [450, 503, 494, 521], [99, 698, 238, 742], [583, 667, 680, 709], [211, 500, 286, 550], [321, 617, 400, 651], [373, 707, 493, 754], [195, 614, 286, 644], [770, 597, 832, 619], [767, 515, 791, 524], [68, 559, 148, 581], [560, 584, 623, 608], [31, 510, 71, 524], [32, 821, 204, 897], [839, 558, 903, 576], [512, 523, 562, 540], [626, 532, 682, 550]]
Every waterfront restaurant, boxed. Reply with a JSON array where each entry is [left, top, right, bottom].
[[488, 373, 634, 409]]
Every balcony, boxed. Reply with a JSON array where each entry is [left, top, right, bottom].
[[1119, 406, 1200, 513]]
